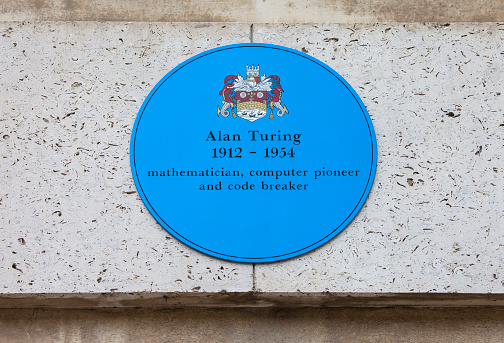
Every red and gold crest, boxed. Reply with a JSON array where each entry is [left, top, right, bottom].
[[218, 65, 288, 122]]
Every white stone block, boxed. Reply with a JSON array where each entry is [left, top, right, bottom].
[[1, 22, 503, 295], [253, 23, 504, 293], [0, 22, 253, 293]]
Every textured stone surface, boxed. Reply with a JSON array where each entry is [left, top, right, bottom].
[[253, 23, 504, 293], [1, 307, 504, 342], [0, 0, 503, 23], [1, 22, 504, 296], [0, 22, 253, 293]]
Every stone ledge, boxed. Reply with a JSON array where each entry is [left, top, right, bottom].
[[1, 292, 504, 309], [0, 0, 503, 23]]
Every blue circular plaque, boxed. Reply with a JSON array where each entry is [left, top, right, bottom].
[[131, 43, 377, 263]]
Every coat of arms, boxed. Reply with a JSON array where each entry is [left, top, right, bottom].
[[217, 65, 288, 122]]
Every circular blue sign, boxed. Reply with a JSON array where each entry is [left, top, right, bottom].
[[131, 43, 377, 263]]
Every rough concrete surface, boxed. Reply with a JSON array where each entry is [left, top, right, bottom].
[[1, 307, 504, 342], [0, 0, 503, 23], [1, 22, 504, 297]]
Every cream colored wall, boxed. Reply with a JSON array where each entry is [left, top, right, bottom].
[[2, 21, 503, 297], [1, 2, 503, 342], [0, 0, 503, 312]]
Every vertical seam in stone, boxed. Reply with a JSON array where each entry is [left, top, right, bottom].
[[252, 263, 256, 291], [250, 23, 254, 43]]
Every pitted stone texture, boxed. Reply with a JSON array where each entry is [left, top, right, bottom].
[[253, 23, 504, 293], [1, 22, 504, 296], [0, 22, 252, 293]]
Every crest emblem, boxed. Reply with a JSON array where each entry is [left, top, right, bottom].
[[218, 65, 288, 122]]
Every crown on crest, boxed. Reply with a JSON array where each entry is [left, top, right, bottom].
[[246, 64, 260, 78]]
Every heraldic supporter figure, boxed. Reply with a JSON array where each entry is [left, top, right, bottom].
[[218, 65, 288, 122]]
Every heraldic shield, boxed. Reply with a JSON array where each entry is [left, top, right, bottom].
[[218, 65, 288, 122]]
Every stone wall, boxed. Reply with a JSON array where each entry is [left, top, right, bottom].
[[1, 2, 503, 342], [1, 0, 503, 22], [1, 1, 504, 315], [2, 22, 503, 301]]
